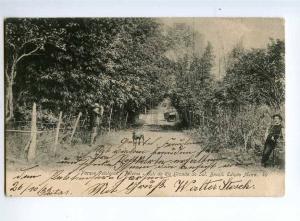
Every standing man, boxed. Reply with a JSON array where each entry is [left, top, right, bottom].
[[90, 103, 104, 146], [261, 114, 284, 167]]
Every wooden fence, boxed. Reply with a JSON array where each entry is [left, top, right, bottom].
[[5, 102, 127, 162]]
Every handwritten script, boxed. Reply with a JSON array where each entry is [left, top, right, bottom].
[[6, 136, 282, 196]]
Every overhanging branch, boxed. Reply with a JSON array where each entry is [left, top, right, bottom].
[[15, 46, 41, 64]]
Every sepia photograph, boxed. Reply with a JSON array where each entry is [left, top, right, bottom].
[[4, 17, 285, 196]]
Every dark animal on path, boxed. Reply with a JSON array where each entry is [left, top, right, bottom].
[[132, 130, 144, 146]]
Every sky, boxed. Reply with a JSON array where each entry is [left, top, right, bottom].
[[160, 18, 285, 79]]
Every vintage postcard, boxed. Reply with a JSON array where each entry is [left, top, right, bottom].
[[4, 18, 284, 196]]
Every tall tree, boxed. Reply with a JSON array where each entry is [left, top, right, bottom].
[[4, 18, 66, 122], [6, 18, 171, 124], [223, 39, 285, 109]]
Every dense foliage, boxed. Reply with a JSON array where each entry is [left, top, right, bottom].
[[5, 18, 170, 124], [171, 37, 285, 161], [5, 18, 285, 159]]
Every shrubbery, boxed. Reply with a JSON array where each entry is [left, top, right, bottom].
[[171, 39, 285, 165]]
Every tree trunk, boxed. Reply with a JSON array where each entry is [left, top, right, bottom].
[[6, 81, 14, 122], [5, 61, 16, 123]]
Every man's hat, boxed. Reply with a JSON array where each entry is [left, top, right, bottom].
[[272, 114, 283, 121]]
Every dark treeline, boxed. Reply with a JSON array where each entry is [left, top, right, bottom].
[[170, 35, 284, 152], [5, 18, 285, 153], [5, 18, 173, 127]]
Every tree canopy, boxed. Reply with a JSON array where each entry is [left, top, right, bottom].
[[5, 18, 285, 133], [5, 18, 170, 122]]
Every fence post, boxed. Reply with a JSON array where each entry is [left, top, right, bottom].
[[188, 111, 191, 127], [118, 106, 123, 129], [70, 112, 82, 144], [53, 111, 62, 155], [191, 111, 194, 126], [108, 106, 113, 132], [124, 112, 129, 128], [27, 102, 37, 162]]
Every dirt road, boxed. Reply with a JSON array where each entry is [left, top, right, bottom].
[[5, 100, 284, 196]]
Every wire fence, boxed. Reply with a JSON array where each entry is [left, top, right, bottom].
[[5, 103, 133, 162]]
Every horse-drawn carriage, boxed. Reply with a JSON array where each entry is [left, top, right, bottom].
[[164, 110, 177, 122]]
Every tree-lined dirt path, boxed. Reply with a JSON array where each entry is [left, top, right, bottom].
[[6, 100, 284, 196]]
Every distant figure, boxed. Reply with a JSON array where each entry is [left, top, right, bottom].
[[90, 103, 104, 145], [261, 114, 283, 167], [132, 130, 144, 147]]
